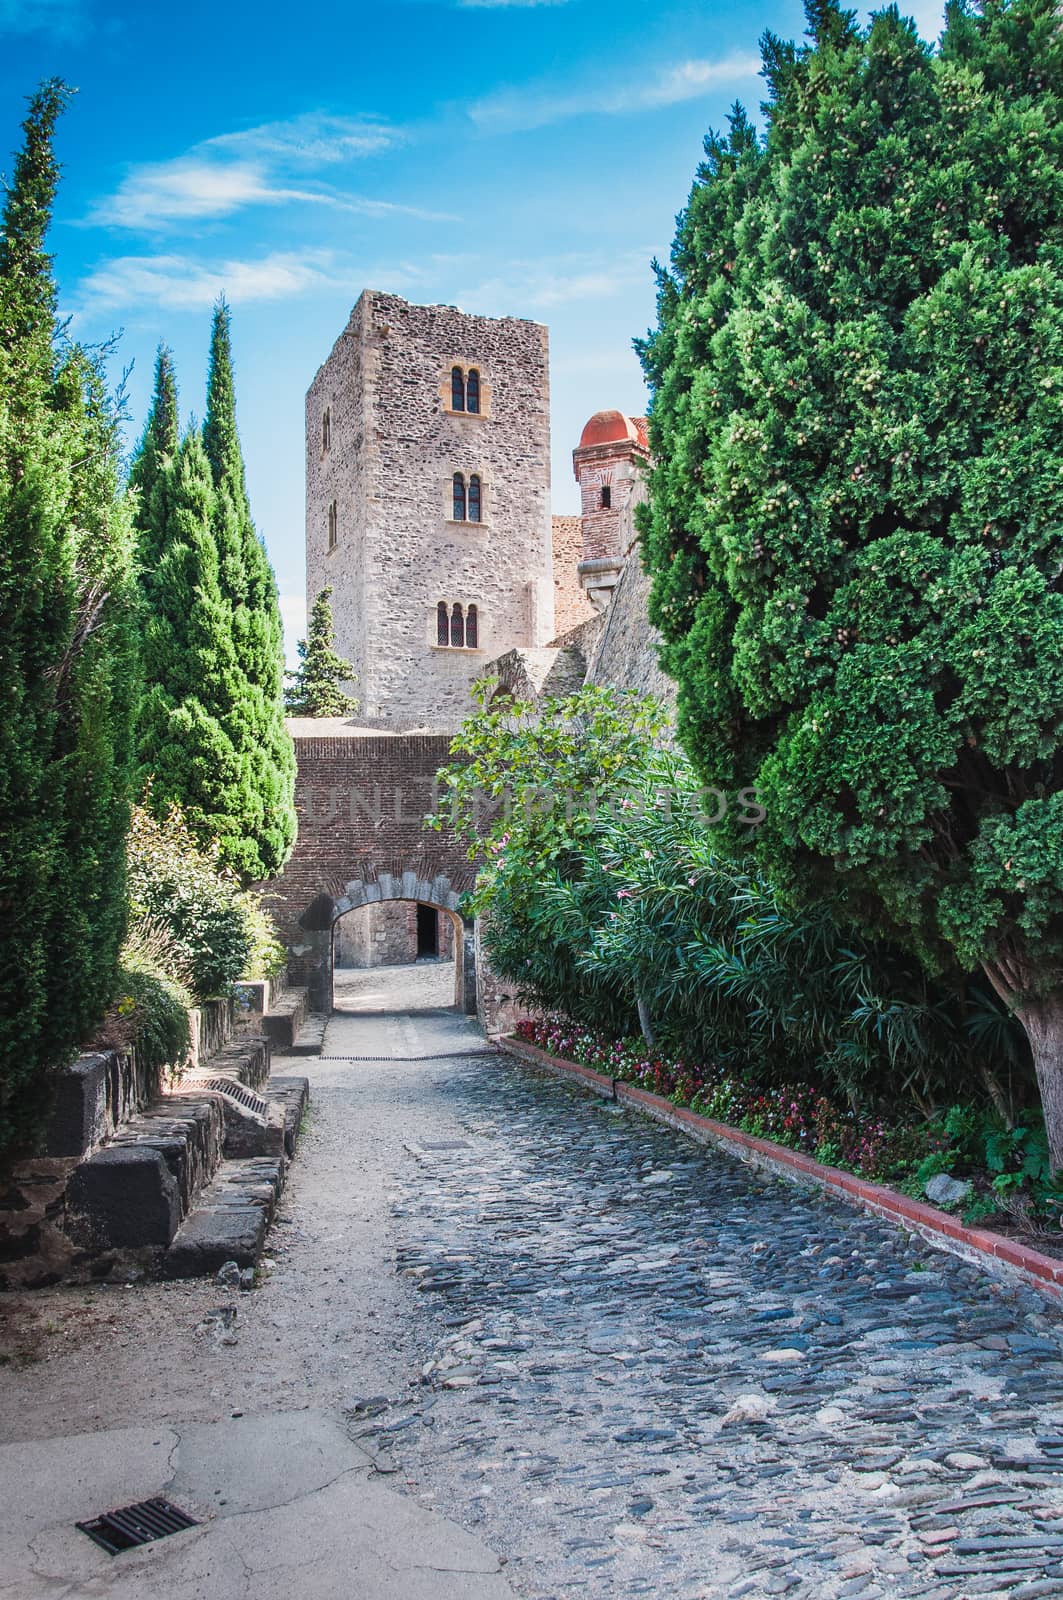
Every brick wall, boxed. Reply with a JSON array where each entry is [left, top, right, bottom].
[[256, 727, 475, 1007]]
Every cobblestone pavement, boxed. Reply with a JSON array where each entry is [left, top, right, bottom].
[[4, 966, 1063, 1600], [329, 972, 1063, 1600]]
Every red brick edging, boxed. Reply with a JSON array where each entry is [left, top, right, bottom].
[[497, 1034, 1063, 1300]]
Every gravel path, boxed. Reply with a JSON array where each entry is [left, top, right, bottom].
[[3, 964, 1063, 1600]]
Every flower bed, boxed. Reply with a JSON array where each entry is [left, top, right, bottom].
[[516, 1015, 947, 1185]]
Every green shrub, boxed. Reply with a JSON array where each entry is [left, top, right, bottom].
[[238, 894, 287, 981], [90, 914, 193, 1075], [126, 802, 252, 999], [440, 687, 1029, 1120]]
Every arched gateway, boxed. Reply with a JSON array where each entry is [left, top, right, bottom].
[[257, 724, 477, 1015]]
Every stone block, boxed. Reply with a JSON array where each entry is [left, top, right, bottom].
[[65, 1146, 180, 1249], [44, 1054, 109, 1157]]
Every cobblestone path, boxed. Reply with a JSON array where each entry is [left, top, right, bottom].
[[5, 964, 1063, 1600], [333, 974, 1063, 1600]]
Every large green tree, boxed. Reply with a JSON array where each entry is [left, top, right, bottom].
[[0, 82, 138, 1160], [285, 587, 358, 716], [203, 299, 296, 881], [639, 0, 1063, 1159]]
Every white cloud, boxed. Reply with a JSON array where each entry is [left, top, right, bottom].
[[87, 111, 432, 233], [90, 161, 313, 228], [89, 156, 452, 231], [202, 112, 402, 166], [470, 51, 762, 132], [0, 0, 85, 38], [76, 248, 354, 313]]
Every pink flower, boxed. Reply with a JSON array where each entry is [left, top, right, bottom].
[[617, 889, 633, 899]]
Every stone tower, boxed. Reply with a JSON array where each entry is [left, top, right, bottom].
[[306, 290, 555, 729], [572, 409, 650, 611]]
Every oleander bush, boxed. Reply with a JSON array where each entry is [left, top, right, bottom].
[[441, 686, 1030, 1120]]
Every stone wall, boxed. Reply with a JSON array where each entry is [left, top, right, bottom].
[[584, 539, 676, 716], [334, 901, 456, 967], [306, 291, 555, 731], [551, 515, 595, 637]]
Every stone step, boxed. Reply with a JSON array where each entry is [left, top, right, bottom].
[[199, 1033, 271, 1091], [262, 987, 309, 1051], [287, 1014, 326, 1057], [64, 1093, 225, 1251], [162, 1155, 286, 1277], [268, 1077, 311, 1156]]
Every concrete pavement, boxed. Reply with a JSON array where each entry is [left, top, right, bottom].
[[0, 1407, 514, 1599]]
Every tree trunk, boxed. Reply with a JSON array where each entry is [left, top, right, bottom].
[[636, 995, 656, 1049], [1013, 992, 1063, 1176]]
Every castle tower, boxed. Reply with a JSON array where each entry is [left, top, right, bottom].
[[306, 290, 555, 728], [572, 409, 650, 611]]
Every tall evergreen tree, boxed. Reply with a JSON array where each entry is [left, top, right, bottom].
[[639, 0, 1063, 1162], [128, 344, 178, 571], [202, 298, 296, 881], [285, 587, 358, 716], [137, 426, 248, 862], [0, 82, 138, 1160]]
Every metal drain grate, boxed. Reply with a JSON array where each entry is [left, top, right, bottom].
[[184, 1075, 270, 1116], [76, 1497, 199, 1555], [319, 1050, 495, 1062]]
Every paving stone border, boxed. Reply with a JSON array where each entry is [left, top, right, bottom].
[[498, 1034, 1063, 1300]]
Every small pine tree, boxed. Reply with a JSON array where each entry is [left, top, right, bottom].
[[285, 587, 358, 717]]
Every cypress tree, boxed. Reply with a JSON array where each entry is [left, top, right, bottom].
[[639, 0, 1063, 1162], [202, 298, 296, 881], [137, 426, 248, 864], [0, 82, 138, 1160], [129, 344, 178, 571], [285, 587, 358, 716]]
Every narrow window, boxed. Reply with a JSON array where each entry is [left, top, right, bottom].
[[466, 603, 478, 649], [327, 500, 338, 551], [437, 600, 449, 646], [468, 474, 482, 523], [600, 484, 611, 510], [451, 366, 465, 412], [466, 368, 480, 414], [322, 407, 331, 452], [452, 472, 466, 521], [450, 602, 465, 648]]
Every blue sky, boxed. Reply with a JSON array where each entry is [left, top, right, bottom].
[[2, 0, 943, 659]]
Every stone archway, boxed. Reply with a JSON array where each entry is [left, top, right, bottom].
[[329, 872, 474, 1016], [291, 869, 475, 1016], [254, 727, 479, 1016]]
